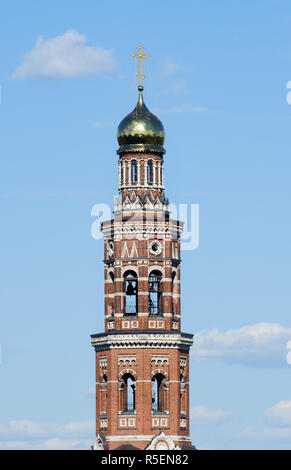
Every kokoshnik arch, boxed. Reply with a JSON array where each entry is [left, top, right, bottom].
[[91, 45, 195, 451]]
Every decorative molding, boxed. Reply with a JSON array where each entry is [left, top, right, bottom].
[[91, 332, 193, 352], [93, 433, 108, 450], [151, 355, 169, 367], [118, 355, 136, 366], [100, 419, 108, 429], [180, 357, 187, 368], [119, 417, 136, 428], [151, 368, 168, 378], [180, 418, 187, 429], [121, 240, 138, 258], [119, 368, 136, 378], [149, 320, 165, 329], [149, 240, 163, 256], [146, 432, 177, 450], [99, 357, 107, 369]]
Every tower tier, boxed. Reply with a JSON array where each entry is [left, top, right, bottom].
[[91, 331, 193, 450]]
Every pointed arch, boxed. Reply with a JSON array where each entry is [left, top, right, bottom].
[[120, 372, 136, 412], [149, 269, 163, 315], [147, 160, 153, 183], [152, 373, 166, 412], [131, 159, 137, 183], [124, 270, 138, 315]]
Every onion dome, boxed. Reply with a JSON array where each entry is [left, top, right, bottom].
[[117, 86, 165, 155]]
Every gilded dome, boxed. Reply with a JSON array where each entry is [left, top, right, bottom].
[[117, 86, 165, 155]]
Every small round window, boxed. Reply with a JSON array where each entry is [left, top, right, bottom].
[[149, 240, 162, 256]]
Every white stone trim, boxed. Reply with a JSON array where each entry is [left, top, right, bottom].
[[146, 432, 176, 450], [106, 277, 150, 283], [93, 434, 106, 450], [128, 160, 131, 186], [137, 161, 141, 185], [152, 367, 168, 378], [118, 355, 136, 366], [151, 355, 169, 366], [106, 435, 154, 442], [121, 265, 138, 276], [144, 161, 147, 187], [148, 265, 165, 276], [118, 160, 121, 189], [96, 379, 189, 385], [109, 292, 125, 296], [91, 333, 193, 350], [103, 433, 192, 443], [119, 368, 136, 378], [135, 380, 152, 383]]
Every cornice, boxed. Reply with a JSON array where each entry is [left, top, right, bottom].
[[91, 331, 193, 352]]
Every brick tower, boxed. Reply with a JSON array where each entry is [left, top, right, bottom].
[[91, 46, 194, 451]]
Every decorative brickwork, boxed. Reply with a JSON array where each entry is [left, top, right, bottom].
[[91, 83, 194, 450]]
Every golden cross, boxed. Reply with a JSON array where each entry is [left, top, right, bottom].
[[131, 44, 150, 88]]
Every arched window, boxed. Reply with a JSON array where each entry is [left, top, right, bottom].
[[149, 270, 163, 315], [100, 374, 108, 414], [121, 373, 136, 412], [121, 164, 124, 185], [171, 271, 176, 314], [152, 373, 166, 411], [147, 160, 153, 183], [131, 160, 137, 183], [124, 271, 138, 315]]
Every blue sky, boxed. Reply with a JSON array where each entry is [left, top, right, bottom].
[[0, 0, 291, 449]]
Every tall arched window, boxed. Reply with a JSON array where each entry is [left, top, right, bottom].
[[100, 374, 108, 414], [121, 164, 124, 185], [121, 373, 136, 412], [171, 271, 177, 314], [152, 373, 166, 412], [147, 160, 153, 183], [149, 270, 163, 315], [124, 271, 138, 315], [131, 160, 137, 183]]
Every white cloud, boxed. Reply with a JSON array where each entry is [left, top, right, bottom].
[[0, 419, 94, 440], [161, 60, 180, 78], [166, 78, 189, 94], [56, 421, 93, 436], [265, 400, 291, 427], [239, 400, 291, 443], [12, 30, 118, 79], [240, 426, 291, 441], [0, 420, 48, 438], [0, 438, 92, 450], [190, 405, 231, 424], [191, 322, 291, 367]]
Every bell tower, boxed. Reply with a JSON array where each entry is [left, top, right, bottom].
[[91, 45, 194, 451]]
